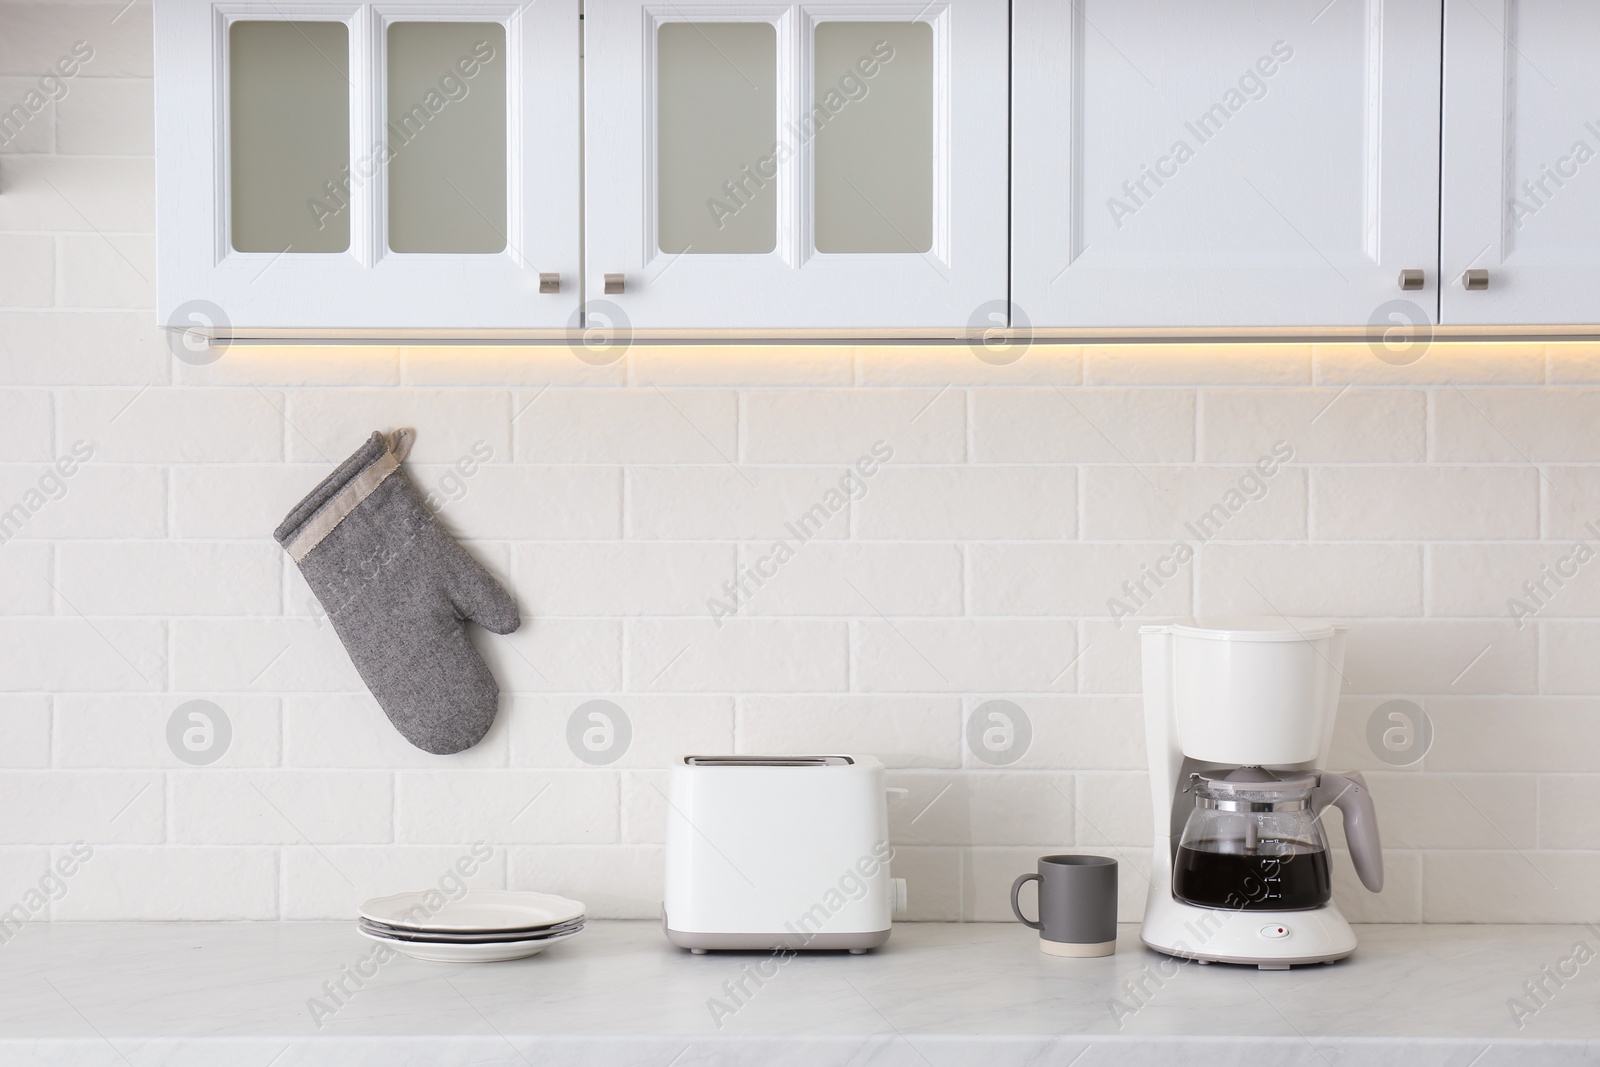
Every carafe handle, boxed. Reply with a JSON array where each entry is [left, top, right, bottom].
[[1314, 771, 1384, 893]]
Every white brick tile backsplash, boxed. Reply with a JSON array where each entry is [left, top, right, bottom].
[[742, 388, 964, 463], [172, 770, 392, 845], [55, 694, 281, 768], [853, 343, 1081, 386], [737, 695, 962, 767], [0, 2, 154, 77], [512, 541, 735, 616], [0, 695, 50, 766], [0, 79, 53, 153], [1433, 388, 1600, 462], [0, 540, 52, 615], [53, 76, 153, 155], [396, 770, 618, 844], [480, 619, 623, 693], [507, 694, 733, 769], [1314, 342, 1545, 385], [1426, 697, 1600, 772], [1196, 542, 1424, 617], [738, 541, 962, 617], [627, 466, 854, 541], [0, 390, 52, 460], [56, 541, 280, 615], [1313, 466, 1540, 540], [0, 157, 154, 233], [53, 847, 279, 921], [0, 618, 165, 691], [0, 237, 54, 307], [285, 390, 511, 465], [0, 310, 169, 386], [57, 233, 156, 309], [1199, 388, 1427, 463], [856, 467, 1076, 539], [1083, 465, 1307, 541], [1342, 620, 1536, 695], [59, 388, 285, 464], [283, 693, 506, 768], [171, 466, 324, 539], [1085, 344, 1312, 385], [282, 844, 505, 920], [170, 618, 364, 694], [0, 770, 162, 843], [14, 1, 1600, 927], [515, 388, 738, 464], [506, 845, 663, 919], [854, 620, 1076, 694], [970, 543, 1193, 617], [1422, 851, 1600, 923], [433, 466, 623, 540], [971, 388, 1194, 464], [627, 618, 848, 692]]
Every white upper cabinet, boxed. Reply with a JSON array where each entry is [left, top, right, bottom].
[[1012, 0, 1443, 329], [1441, 0, 1600, 326], [155, 0, 580, 333], [583, 0, 1009, 331]]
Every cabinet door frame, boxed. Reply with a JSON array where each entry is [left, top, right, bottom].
[[1011, 0, 1443, 330], [583, 0, 1009, 331], [1440, 0, 1600, 326], [154, 0, 580, 333]]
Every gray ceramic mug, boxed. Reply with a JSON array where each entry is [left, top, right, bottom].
[[1010, 854, 1118, 957]]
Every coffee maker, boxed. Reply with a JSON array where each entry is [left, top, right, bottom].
[[1140, 617, 1383, 969]]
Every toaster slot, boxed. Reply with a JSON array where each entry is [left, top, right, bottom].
[[682, 755, 854, 767]]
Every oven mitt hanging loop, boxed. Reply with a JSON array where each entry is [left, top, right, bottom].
[[273, 429, 519, 754]]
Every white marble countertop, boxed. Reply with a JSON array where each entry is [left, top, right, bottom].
[[0, 921, 1595, 1065]]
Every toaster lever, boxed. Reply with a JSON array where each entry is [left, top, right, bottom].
[[892, 878, 908, 919]]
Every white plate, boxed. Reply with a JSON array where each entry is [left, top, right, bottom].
[[360, 925, 582, 963], [359, 889, 585, 934]]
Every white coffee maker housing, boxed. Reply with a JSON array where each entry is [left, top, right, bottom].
[[1141, 616, 1373, 968]]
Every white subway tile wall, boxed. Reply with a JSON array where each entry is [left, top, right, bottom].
[[1, 2, 1597, 925]]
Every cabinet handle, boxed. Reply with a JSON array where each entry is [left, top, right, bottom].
[[1398, 268, 1424, 291], [604, 273, 625, 295], [539, 273, 560, 294], [1463, 268, 1489, 291]]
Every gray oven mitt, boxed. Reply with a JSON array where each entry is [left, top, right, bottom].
[[273, 429, 520, 754]]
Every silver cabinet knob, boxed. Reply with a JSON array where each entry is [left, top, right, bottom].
[[539, 272, 560, 294], [604, 273, 625, 295], [1463, 268, 1489, 290], [1398, 268, 1424, 291]]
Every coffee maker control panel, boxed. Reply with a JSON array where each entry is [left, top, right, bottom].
[[1259, 924, 1290, 939]]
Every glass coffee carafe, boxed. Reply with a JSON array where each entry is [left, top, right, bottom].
[[1172, 767, 1334, 911]]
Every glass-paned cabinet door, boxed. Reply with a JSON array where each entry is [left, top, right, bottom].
[[155, 0, 579, 334], [1441, 0, 1600, 326], [1012, 0, 1442, 328], [584, 0, 1008, 331]]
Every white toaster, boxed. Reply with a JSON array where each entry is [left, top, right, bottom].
[[663, 755, 907, 953]]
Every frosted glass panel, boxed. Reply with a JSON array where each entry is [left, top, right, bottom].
[[657, 22, 777, 254], [229, 21, 350, 254], [387, 22, 507, 253], [813, 21, 933, 253]]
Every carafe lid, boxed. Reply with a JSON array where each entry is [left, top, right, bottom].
[[1193, 765, 1318, 799]]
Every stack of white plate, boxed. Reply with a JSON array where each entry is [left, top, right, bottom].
[[358, 889, 586, 962]]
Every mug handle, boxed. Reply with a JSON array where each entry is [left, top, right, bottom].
[[1010, 873, 1043, 930]]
